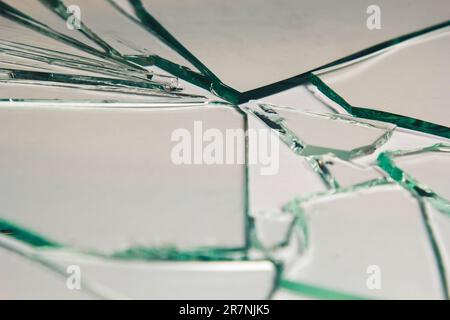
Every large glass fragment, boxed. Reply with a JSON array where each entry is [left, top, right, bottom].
[[280, 186, 446, 299], [312, 28, 450, 138], [2, 0, 198, 71], [246, 102, 395, 160], [378, 143, 450, 214], [0, 103, 247, 252]]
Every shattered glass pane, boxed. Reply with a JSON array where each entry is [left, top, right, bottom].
[[0, 236, 96, 299], [313, 28, 450, 138]]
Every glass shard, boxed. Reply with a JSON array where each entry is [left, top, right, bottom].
[[309, 154, 387, 189], [312, 28, 450, 138], [246, 102, 395, 160]]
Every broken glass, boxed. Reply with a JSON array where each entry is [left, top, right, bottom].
[[0, 235, 96, 299], [309, 154, 387, 189], [425, 202, 450, 292]]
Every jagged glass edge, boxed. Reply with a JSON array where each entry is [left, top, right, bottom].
[[377, 143, 450, 216]]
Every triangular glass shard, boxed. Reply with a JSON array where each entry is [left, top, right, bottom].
[[246, 102, 395, 160], [0, 103, 247, 252], [378, 143, 450, 214], [282, 186, 446, 299], [312, 28, 450, 138], [139, 0, 450, 96]]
